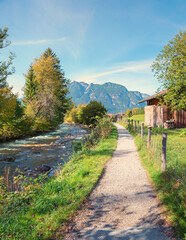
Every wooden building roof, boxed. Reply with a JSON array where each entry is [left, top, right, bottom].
[[138, 89, 167, 104]]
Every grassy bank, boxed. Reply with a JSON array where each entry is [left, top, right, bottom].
[[118, 120, 185, 239], [0, 125, 117, 240]]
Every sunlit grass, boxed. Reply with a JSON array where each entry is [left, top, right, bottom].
[[129, 114, 145, 124], [0, 126, 118, 240]]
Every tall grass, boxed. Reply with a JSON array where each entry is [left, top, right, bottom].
[[118, 119, 186, 239]]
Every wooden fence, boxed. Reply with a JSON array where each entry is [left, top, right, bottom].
[[128, 119, 167, 172]]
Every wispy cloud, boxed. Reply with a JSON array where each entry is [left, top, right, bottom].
[[76, 60, 152, 82], [12, 37, 66, 46], [71, 59, 158, 95]]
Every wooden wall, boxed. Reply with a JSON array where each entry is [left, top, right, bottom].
[[163, 106, 186, 128], [173, 110, 186, 128], [145, 104, 186, 128]]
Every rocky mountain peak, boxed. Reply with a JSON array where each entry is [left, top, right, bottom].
[[68, 81, 148, 114]]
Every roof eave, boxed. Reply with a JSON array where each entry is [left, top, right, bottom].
[[138, 89, 167, 104]]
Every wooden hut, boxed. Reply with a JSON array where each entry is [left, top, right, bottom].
[[138, 89, 186, 128]]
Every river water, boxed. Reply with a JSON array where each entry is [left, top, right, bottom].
[[0, 123, 88, 177]]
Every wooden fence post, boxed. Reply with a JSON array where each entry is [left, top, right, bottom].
[[161, 133, 167, 172], [141, 123, 144, 138], [137, 121, 139, 134], [134, 121, 136, 132], [131, 119, 133, 129], [147, 127, 151, 148]]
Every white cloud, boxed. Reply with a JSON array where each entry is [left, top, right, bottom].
[[12, 37, 66, 46]]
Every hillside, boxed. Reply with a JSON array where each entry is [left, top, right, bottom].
[[68, 81, 148, 113]]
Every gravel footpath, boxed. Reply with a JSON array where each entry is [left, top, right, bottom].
[[64, 123, 174, 240]]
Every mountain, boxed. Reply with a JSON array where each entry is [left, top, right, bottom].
[[68, 81, 149, 114]]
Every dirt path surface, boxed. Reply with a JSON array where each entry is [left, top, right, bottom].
[[64, 123, 174, 240]]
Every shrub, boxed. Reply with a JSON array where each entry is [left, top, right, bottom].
[[94, 117, 113, 139], [81, 117, 113, 150]]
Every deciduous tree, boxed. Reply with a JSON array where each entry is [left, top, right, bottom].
[[152, 31, 186, 110], [0, 86, 17, 123], [126, 109, 132, 118], [80, 101, 107, 126], [23, 48, 69, 125]]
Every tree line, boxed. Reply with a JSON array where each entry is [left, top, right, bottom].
[[0, 28, 70, 141]]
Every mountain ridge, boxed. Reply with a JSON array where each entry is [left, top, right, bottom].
[[68, 81, 149, 114]]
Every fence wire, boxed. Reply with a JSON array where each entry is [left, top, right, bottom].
[[125, 119, 186, 174]]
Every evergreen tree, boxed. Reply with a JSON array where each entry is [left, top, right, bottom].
[[23, 65, 37, 103]]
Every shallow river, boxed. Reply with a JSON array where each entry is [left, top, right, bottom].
[[0, 123, 88, 177]]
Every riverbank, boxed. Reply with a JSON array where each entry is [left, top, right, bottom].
[[0, 123, 88, 178], [0, 121, 90, 144], [0, 126, 57, 143], [0, 124, 118, 239]]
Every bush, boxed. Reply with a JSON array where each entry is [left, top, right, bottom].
[[94, 117, 113, 139], [82, 117, 113, 150], [72, 117, 113, 153]]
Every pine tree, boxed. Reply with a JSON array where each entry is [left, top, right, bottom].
[[23, 65, 37, 103]]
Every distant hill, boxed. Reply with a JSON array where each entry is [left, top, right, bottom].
[[68, 81, 149, 114]]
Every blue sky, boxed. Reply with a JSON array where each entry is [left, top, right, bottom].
[[1, 0, 186, 96]]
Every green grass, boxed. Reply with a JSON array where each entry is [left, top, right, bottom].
[[0, 126, 118, 240], [118, 120, 186, 239], [129, 114, 145, 124]]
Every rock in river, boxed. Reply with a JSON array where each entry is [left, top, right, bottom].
[[0, 156, 16, 162], [34, 164, 51, 174]]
